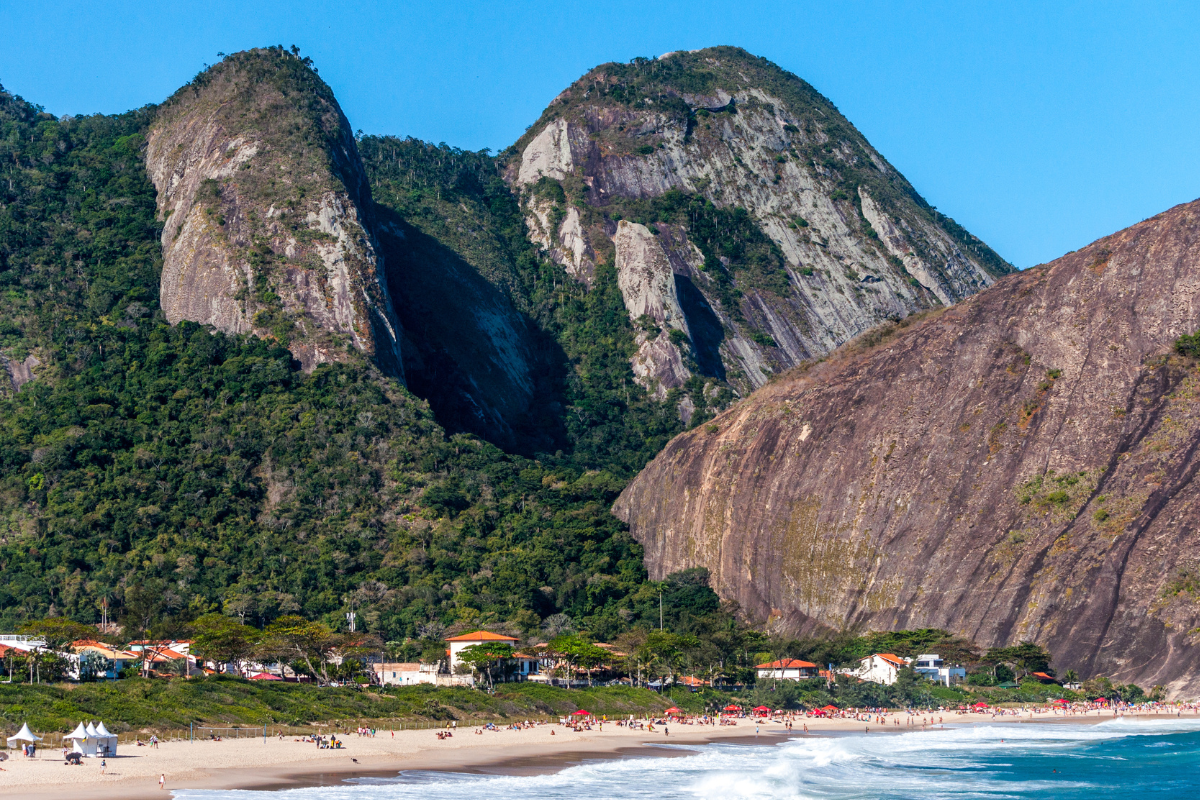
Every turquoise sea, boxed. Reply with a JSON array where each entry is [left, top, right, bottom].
[[176, 717, 1200, 800]]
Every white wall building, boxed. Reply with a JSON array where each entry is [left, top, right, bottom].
[[852, 653, 911, 685], [373, 662, 441, 686], [912, 654, 966, 687], [756, 658, 820, 681], [445, 631, 519, 673]]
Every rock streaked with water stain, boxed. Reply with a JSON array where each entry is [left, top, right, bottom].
[[146, 48, 403, 375], [615, 198, 1200, 696]]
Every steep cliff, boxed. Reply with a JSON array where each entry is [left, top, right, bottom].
[[147, 48, 403, 374], [359, 137, 554, 449], [615, 198, 1200, 695], [508, 47, 1012, 400]]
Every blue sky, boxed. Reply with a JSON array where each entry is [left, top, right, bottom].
[[2, 0, 1197, 268]]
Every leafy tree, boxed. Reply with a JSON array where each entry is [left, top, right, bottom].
[[18, 618, 104, 650], [261, 616, 340, 685], [189, 614, 261, 676], [456, 642, 515, 690], [984, 642, 1052, 678], [548, 634, 609, 685]]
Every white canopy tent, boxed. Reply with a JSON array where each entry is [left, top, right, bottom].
[[6, 722, 42, 748], [94, 721, 118, 756], [65, 721, 95, 757], [64, 721, 117, 757]]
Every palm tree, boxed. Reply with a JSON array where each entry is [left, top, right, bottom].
[[1063, 669, 1079, 684]]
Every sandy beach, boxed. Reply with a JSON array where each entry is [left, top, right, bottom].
[[1, 708, 1192, 799]]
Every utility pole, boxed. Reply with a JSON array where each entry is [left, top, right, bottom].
[[659, 592, 663, 631]]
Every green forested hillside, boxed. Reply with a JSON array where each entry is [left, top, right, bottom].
[[359, 135, 697, 464], [0, 74, 756, 669]]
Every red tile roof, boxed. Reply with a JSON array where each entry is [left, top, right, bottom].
[[143, 647, 187, 662], [445, 631, 518, 643], [755, 658, 819, 669], [874, 653, 907, 667]]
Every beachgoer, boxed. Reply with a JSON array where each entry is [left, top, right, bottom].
[[160, 774, 166, 790], [101, 759, 107, 774]]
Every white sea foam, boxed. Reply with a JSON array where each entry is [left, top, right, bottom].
[[173, 720, 1200, 800]]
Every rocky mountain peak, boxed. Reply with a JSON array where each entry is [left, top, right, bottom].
[[508, 47, 1011, 403], [146, 47, 403, 375]]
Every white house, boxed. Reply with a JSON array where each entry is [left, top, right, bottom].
[[68, 640, 141, 680], [756, 658, 820, 681], [511, 651, 541, 679], [373, 662, 440, 686], [853, 653, 911, 685], [445, 631, 519, 672], [912, 654, 966, 687]]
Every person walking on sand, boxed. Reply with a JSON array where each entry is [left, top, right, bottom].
[[159, 774, 166, 790], [101, 759, 106, 775]]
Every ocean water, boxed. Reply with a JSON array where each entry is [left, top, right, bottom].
[[176, 717, 1200, 800]]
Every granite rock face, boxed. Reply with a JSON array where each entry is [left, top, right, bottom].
[[146, 48, 403, 375], [614, 220, 692, 396], [615, 198, 1200, 696], [1, 352, 40, 393], [509, 47, 1011, 399]]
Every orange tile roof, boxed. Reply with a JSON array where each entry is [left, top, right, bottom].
[[144, 647, 188, 662], [875, 653, 906, 667], [445, 631, 518, 643], [756, 658, 819, 669]]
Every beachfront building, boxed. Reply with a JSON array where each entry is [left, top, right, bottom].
[[445, 631, 519, 671], [0, 634, 47, 653], [443, 631, 520, 687], [67, 640, 141, 680], [372, 661, 441, 686], [510, 650, 541, 679], [852, 653, 910, 685], [756, 658, 820, 681], [127, 640, 201, 676], [912, 654, 967, 686]]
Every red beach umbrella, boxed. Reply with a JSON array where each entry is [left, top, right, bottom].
[[821, 705, 839, 712], [571, 709, 590, 715], [723, 705, 742, 712], [664, 707, 683, 715], [973, 702, 989, 709]]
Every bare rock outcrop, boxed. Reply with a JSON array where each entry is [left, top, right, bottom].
[[614, 221, 691, 396], [615, 198, 1200, 696], [1, 352, 40, 393], [508, 47, 1011, 399], [147, 48, 403, 375]]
